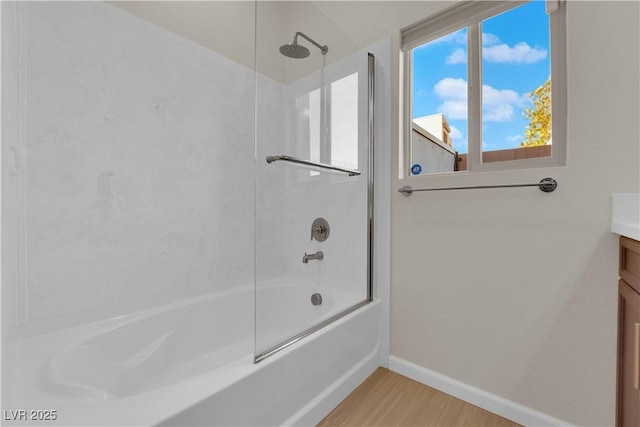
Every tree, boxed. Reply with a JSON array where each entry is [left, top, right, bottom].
[[521, 77, 551, 147]]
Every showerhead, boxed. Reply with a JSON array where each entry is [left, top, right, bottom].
[[279, 32, 328, 59], [279, 43, 310, 59]]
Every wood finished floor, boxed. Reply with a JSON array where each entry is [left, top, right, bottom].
[[318, 368, 521, 427]]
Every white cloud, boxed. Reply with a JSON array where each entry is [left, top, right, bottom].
[[482, 85, 523, 106], [449, 125, 463, 141], [434, 78, 468, 119], [416, 89, 427, 97], [438, 101, 467, 120], [483, 42, 547, 64], [482, 85, 526, 122], [483, 104, 515, 122], [445, 48, 467, 65], [434, 77, 467, 100], [506, 134, 524, 143], [482, 32, 500, 46], [433, 77, 526, 123], [442, 34, 546, 67], [449, 124, 467, 152]]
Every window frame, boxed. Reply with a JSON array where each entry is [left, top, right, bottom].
[[401, 0, 567, 177]]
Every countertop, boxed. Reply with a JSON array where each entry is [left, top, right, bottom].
[[611, 193, 640, 241]]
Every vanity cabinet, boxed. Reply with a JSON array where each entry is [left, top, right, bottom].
[[617, 236, 640, 426]]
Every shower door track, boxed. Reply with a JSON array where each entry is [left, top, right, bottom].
[[254, 52, 375, 364]]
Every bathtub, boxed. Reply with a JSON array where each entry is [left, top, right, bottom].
[[3, 279, 380, 426]]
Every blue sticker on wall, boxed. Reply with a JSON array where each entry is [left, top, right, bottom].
[[411, 164, 422, 175]]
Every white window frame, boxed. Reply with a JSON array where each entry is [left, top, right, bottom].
[[401, 0, 567, 177]]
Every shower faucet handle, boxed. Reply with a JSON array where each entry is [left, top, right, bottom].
[[310, 218, 330, 242], [311, 224, 325, 239]]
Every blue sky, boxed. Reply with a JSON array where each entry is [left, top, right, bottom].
[[412, 1, 550, 154]]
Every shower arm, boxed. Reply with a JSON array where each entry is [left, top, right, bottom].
[[293, 32, 328, 55]]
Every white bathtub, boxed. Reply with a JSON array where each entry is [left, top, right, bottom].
[[4, 279, 380, 426]]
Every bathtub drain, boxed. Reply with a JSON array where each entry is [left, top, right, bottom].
[[311, 293, 323, 306]]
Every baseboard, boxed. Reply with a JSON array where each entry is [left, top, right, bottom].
[[389, 356, 572, 427]]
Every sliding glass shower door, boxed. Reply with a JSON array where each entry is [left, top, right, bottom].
[[254, 2, 373, 361]]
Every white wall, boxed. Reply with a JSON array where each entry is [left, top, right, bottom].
[[2, 1, 274, 333], [391, 1, 639, 425], [110, 1, 260, 79]]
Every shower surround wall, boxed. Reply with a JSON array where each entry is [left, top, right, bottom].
[[8, 1, 283, 332], [7, 0, 367, 346]]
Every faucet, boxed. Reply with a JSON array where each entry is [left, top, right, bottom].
[[302, 251, 324, 263]]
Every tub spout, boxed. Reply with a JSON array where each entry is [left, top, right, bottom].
[[302, 251, 323, 263]]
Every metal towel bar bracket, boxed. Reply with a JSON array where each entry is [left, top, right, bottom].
[[266, 154, 361, 177], [398, 177, 557, 197]]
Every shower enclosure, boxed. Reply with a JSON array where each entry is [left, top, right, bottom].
[[1, 1, 382, 425], [254, 1, 375, 361]]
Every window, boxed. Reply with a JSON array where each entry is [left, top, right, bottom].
[[402, 0, 566, 176]]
